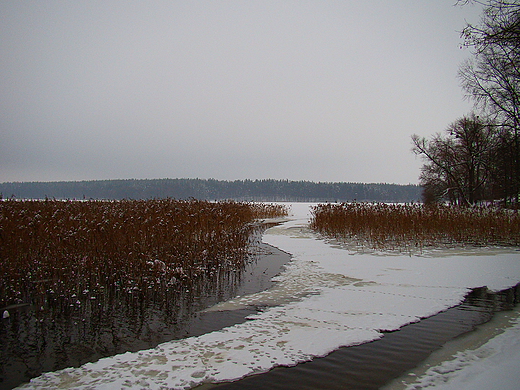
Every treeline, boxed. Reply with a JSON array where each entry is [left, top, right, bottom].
[[0, 179, 420, 203]]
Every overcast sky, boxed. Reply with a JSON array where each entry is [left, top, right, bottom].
[[1, 1, 483, 184]]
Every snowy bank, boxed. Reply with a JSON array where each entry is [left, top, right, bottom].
[[18, 203, 520, 389]]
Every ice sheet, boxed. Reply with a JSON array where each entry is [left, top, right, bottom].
[[18, 202, 520, 389]]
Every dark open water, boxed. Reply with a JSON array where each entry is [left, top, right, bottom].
[[2, 242, 519, 390]]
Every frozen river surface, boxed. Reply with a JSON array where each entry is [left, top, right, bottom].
[[18, 203, 520, 389]]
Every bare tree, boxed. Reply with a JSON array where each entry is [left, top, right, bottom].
[[412, 114, 496, 205], [458, 0, 520, 203], [412, 133, 458, 204]]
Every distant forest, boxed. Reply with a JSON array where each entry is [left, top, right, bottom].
[[0, 179, 421, 203]]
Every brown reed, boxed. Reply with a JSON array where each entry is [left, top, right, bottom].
[[309, 202, 520, 251], [0, 199, 287, 307]]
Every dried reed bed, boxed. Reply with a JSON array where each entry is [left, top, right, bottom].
[[249, 202, 290, 219], [0, 199, 287, 307], [310, 202, 520, 251]]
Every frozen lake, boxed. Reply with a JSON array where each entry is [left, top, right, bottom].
[[16, 203, 520, 389]]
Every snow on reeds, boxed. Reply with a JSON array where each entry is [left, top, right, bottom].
[[309, 202, 520, 251], [0, 199, 287, 308]]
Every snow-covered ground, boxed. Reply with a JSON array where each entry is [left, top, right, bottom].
[[18, 203, 520, 389]]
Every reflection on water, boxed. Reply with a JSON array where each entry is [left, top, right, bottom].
[[0, 242, 290, 390], [209, 283, 520, 390]]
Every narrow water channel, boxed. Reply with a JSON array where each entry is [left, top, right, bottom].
[[206, 283, 520, 389]]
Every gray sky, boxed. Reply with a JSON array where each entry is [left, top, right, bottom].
[[1, 1, 483, 184]]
